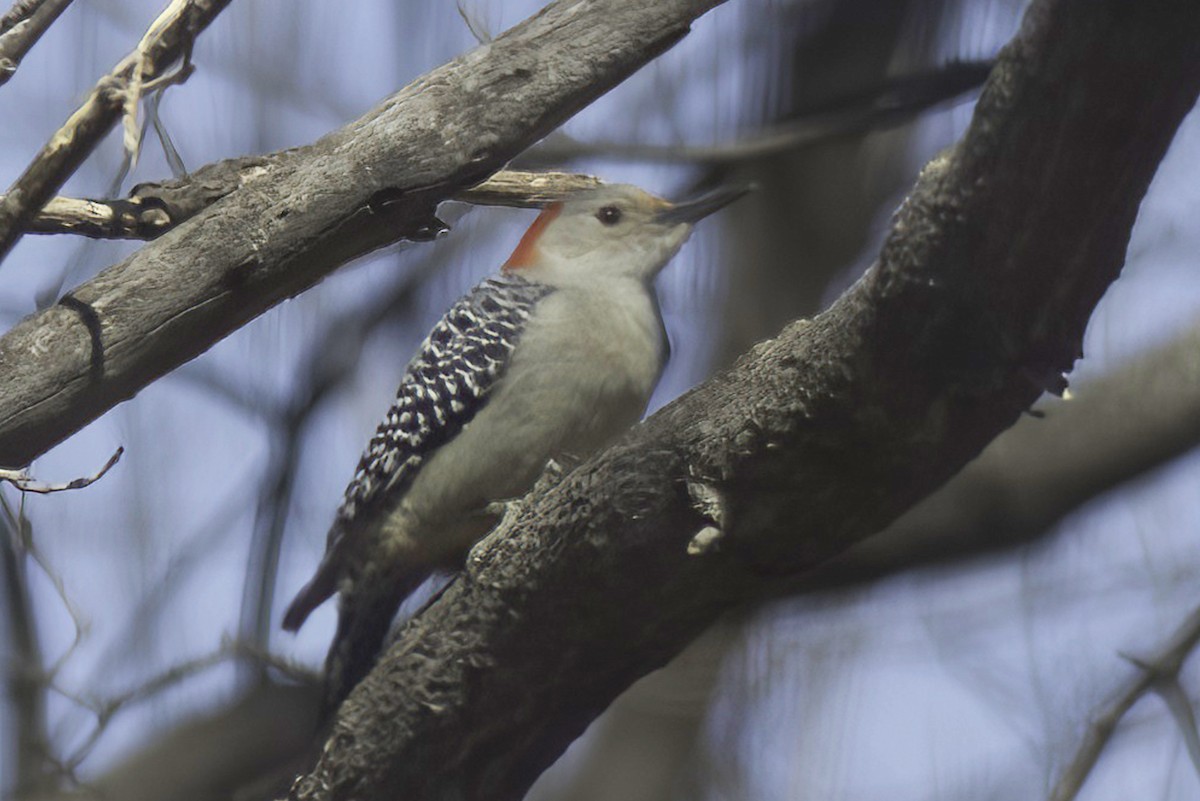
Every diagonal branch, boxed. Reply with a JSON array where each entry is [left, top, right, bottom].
[[286, 2, 1200, 800], [0, 0, 74, 86], [0, 0, 233, 265], [522, 60, 993, 166], [0, 0, 726, 469]]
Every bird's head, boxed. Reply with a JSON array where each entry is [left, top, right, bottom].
[[503, 183, 747, 286]]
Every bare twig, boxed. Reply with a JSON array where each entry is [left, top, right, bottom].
[[1, 169, 603, 241], [1048, 604, 1200, 801], [16, 503, 87, 679], [0, 0, 232, 265], [0, 0, 74, 87], [0, 447, 122, 493]]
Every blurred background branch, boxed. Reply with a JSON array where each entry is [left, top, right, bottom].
[[1049, 603, 1200, 801]]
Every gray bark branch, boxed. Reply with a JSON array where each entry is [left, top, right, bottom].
[[287, 2, 1200, 800], [0, 0, 724, 468]]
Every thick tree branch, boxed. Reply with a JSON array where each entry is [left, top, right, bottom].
[[0, 0, 74, 86], [287, 2, 1200, 800], [0, 0, 724, 468], [0, 0, 232, 264]]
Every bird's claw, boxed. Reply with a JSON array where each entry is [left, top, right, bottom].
[[686, 478, 729, 556]]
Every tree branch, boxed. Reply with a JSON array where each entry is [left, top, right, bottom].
[[0, 169, 603, 241], [0, 0, 232, 265], [285, 2, 1200, 799], [521, 60, 993, 166], [0, 0, 725, 468], [0, 0, 74, 86]]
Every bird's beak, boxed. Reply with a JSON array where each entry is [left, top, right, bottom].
[[655, 185, 752, 225]]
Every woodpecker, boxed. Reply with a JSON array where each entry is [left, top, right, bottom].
[[283, 182, 746, 710]]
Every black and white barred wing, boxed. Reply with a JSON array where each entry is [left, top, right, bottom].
[[282, 274, 551, 631], [338, 274, 552, 524]]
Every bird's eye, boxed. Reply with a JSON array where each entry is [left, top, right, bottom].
[[596, 205, 623, 226]]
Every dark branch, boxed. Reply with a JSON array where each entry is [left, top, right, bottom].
[[0, 0, 723, 468], [287, 2, 1200, 800]]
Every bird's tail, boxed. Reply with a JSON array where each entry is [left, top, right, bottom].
[[320, 568, 429, 718]]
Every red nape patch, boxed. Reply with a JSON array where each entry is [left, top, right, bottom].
[[503, 203, 562, 271]]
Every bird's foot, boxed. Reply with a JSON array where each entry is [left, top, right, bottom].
[[686, 477, 729, 556]]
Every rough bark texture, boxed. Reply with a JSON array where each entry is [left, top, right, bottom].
[[286, 2, 1200, 800], [0, 0, 723, 468]]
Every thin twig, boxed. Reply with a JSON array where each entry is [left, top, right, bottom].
[[0, 447, 122, 493], [0, 0, 232, 266], [1048, 603, 1200, 801], [0, 0, 74, 87], [17, 501, 88, 679]]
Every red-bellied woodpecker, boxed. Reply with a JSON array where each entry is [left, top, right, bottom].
[[282, 182, 746, 710]]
